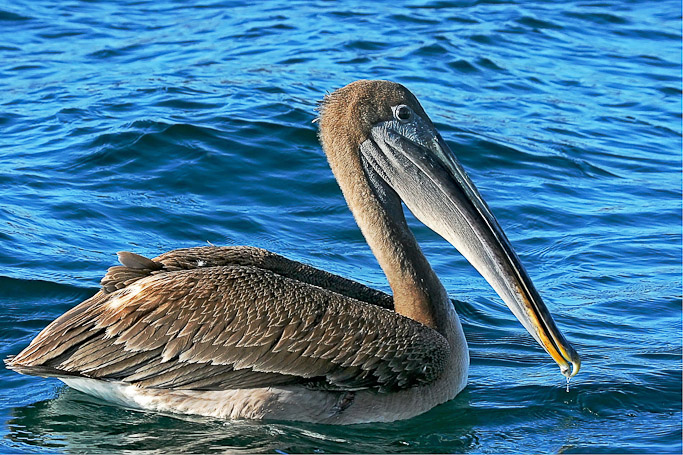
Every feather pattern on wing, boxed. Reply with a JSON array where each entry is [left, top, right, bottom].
[[7, 247, 448, 392]]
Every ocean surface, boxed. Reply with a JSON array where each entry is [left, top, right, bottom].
[[1, 0, 681, 453]]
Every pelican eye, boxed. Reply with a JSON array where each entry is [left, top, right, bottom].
[[394, 105, 413, 123]]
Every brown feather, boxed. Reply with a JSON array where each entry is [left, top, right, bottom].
[[6, 246, 448, 392]]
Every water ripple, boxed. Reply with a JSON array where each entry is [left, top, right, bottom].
[[0, 0, 680, 453]]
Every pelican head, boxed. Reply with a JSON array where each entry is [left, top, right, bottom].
[[319, 80, 580, 379]]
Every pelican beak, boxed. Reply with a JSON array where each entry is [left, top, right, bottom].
[[360, 114, 580, 379]]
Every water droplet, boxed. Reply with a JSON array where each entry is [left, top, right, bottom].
[[566, 376, 570, 393]]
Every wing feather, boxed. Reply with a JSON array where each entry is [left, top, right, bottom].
[[6, 247, 449, 392]]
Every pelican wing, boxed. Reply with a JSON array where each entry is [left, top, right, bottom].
[[7, 247, 448, 392], [103, 246, 394, 309]]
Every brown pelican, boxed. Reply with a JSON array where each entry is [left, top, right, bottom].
[[6, 80, 580, 424]]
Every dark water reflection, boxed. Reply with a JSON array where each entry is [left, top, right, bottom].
[[5, 389, 477, 454]]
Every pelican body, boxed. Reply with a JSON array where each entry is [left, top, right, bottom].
[[6, 80, 580, 424]]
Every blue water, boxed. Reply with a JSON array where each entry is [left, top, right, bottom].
[[1, 0, 681, 453]]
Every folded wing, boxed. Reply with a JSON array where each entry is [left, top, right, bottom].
[[7, 247, 448, 392]]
